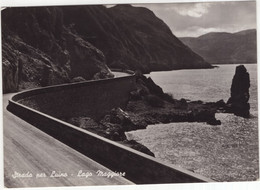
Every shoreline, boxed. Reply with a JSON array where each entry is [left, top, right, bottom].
[[126, 112, 258, 182], [5, 65, 255, 182], [65, 65, 253, 166], [64, 73, 227, 157]]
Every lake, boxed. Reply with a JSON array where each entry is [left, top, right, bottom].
[[126, 64, 258, 182]]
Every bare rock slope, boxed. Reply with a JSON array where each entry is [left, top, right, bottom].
[[2, 5, 211, 93], [2, 7, 112, 93]]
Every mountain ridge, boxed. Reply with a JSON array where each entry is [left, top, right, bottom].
[[180, 29, 257, 64], [2, 5, 212, 93]]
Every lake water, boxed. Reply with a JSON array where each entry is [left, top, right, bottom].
[[126, 64, 258, 182]]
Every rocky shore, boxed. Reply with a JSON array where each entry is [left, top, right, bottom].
[[66, 65, 250, 156]]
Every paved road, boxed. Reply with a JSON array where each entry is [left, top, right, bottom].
[[112, 71, 131, 77], [3, 94, 134, 188]]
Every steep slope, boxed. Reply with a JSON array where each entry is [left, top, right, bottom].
[[2, 5, 211, 93], [180, 29, 257, 64], [62, 4, 211, 72], [2, 7, 113, 93]]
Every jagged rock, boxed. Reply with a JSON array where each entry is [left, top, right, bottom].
[[2, 7, 113, 93], [216, 99, 226, 108], [67, 117, 99, 129], [92, 70, 114, 80], [145, 77, 165, 96], [104, 124, 126, 141], [227, 65, 250, 117], [132, 73, 176, 105], [70, 76, 86, 83], [101, 108, 132, 128]]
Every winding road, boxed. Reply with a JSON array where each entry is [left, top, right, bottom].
[[3, 93, 134, 188]]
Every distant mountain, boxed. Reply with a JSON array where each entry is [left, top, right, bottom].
[[2, 5, 211, 93], [180, 29, 257, 64]]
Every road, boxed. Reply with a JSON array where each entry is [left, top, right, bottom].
[[3, 94, 134, 188], [112, 71, 132, 77]]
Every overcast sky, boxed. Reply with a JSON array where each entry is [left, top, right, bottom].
[[135, 1, 256, 37]]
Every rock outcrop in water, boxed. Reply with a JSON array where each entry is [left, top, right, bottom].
[[2, 5, 212, 93], [226, 65, 250, 117], [66, 108, 155, 157]]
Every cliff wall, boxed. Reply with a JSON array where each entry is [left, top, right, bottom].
[[2, 5, 211, 93]]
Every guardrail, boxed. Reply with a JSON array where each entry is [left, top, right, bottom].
[[7, 70, 215, 184]]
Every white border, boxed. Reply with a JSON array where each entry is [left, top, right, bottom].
[[0, 0, 259, 190], [0, 0, 255, 7]]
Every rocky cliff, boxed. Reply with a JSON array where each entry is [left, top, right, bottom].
[[2, 5, 211, 93], [180, 29, 257, 64], [2, 7, 113, 93], [61, 5, 211, 72]]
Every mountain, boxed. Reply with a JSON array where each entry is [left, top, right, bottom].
[[2, 7, 113, 93], [2, 5, 211, 93], [180, 29, 257, 64]]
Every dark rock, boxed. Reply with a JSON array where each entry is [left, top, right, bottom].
[[67, 117, 99, 129], [207, 118, 221, 125], [178, 98, 188, 109], [227, 65, 250, 117], [63, 28, 112, 80], [104, 124, 127, 141], [144, 94, 164, 107], [100, 108, 138, 131], [62, 5, 212, 73], [145, 77, 165, 96], [70, 76, 86, 83], [129, 90, 142, 100], [124, 140, 155, 157], [92, 69, 115, 80], [2, 5, 212, 93], [2, 7, 113, 93], [109, 108, 131, 124], [216, 99, 226, 108], [133, 73, 176, 105]]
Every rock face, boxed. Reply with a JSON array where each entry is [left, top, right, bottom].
[[66, 109, 155, 157], [127, 74, 222, 126], [62, 5, 211, 72], [2, 7, 113, 93], [2, 5, 211, 93], [227, 65, 250, 117], [180, 29, 257, 64]]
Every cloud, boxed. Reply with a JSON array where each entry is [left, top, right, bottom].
[[141, 3, 211, 17], [138, 1, 256, 37], [172, 3, 211, 18]]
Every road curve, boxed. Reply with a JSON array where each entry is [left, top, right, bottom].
[[3, 93, 134, 188]]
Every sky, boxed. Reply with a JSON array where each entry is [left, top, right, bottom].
[[134, 1, 256, 37]]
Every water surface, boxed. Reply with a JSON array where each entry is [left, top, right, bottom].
[[126, 64, 258, 181]]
